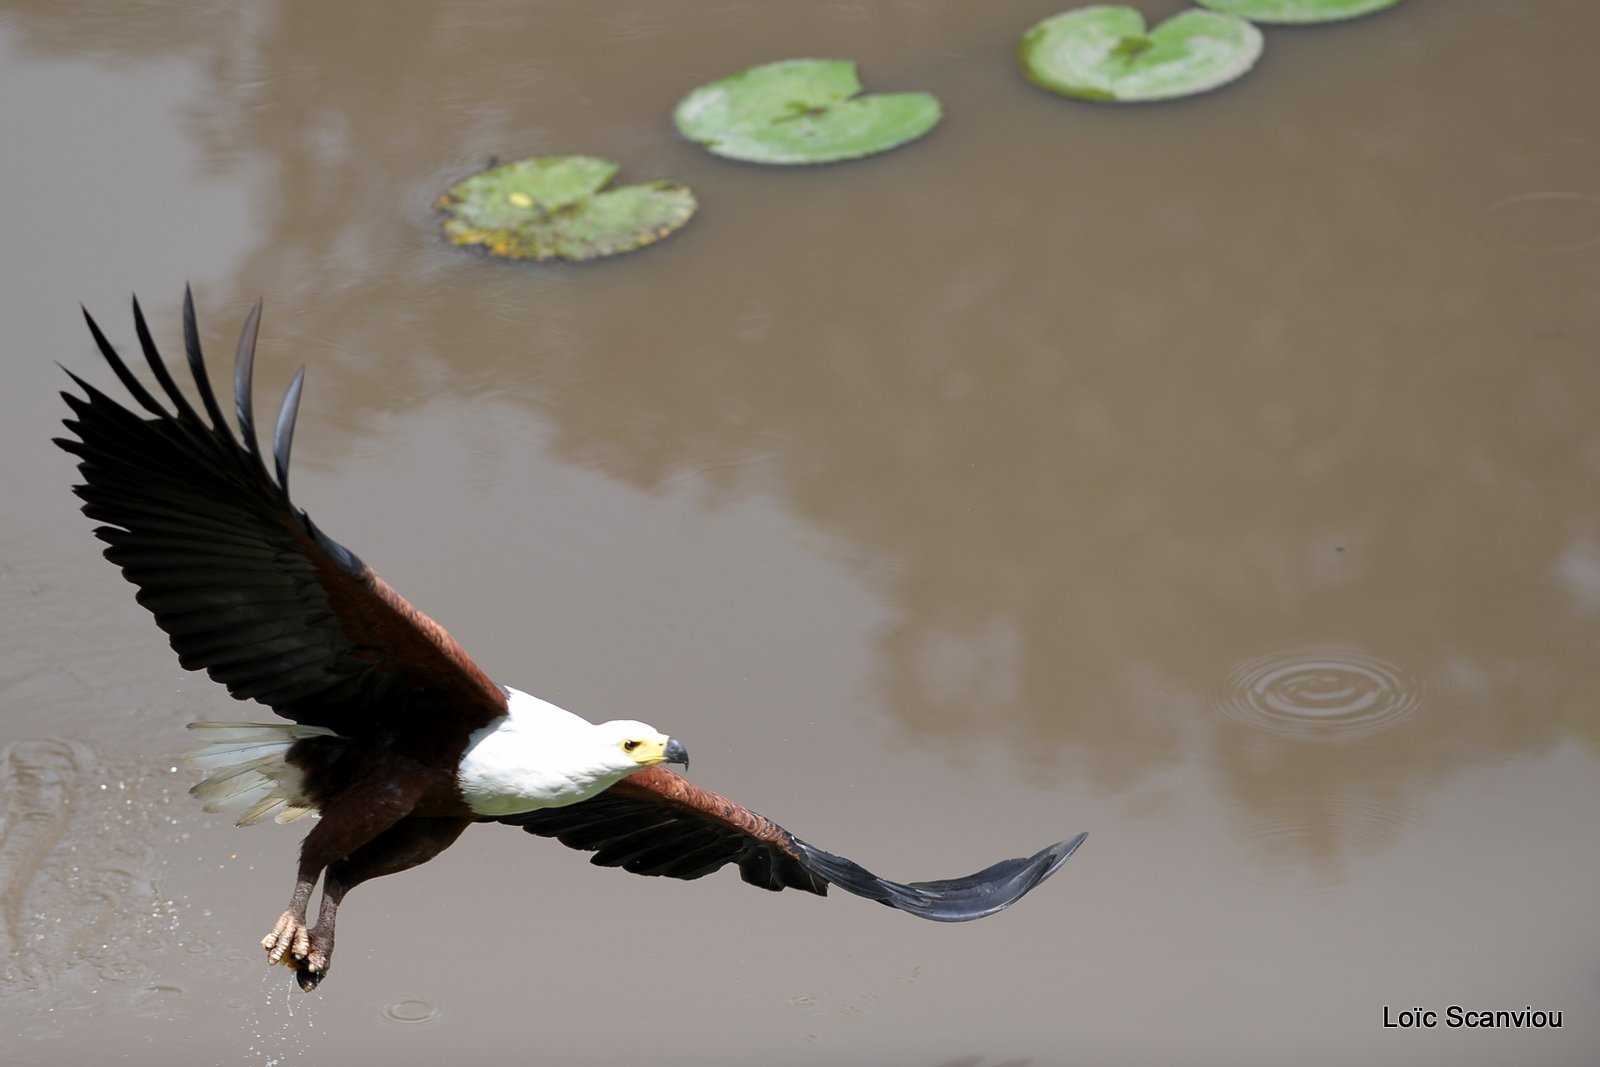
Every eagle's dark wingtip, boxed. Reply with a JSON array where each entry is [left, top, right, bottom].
[[181, 285, 231, 432], [273, 367, 306, 496], [233, 298, 266, 464], [791, 831, 1087, 923], [1022, 830, 1088, 887], [81, 302, 166, 417]]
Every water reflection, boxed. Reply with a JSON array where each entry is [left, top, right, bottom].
[[11, 0, 1600, 892], [0, 739, 236, 1034], [0, 739, 85, 958]]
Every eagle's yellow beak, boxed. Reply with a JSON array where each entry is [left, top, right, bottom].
[[627, 734, 689, 770]]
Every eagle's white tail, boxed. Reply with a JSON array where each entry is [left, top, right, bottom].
[[184, 722, 338, 826]]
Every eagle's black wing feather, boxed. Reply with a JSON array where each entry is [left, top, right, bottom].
[[495, 767, 1085, 921], [56, 292, 506, 736]]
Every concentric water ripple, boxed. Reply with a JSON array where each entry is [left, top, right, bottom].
[[380, 994, 444, 1025], [1214, 646, 1419, 740], [1224, 793, 1422, 894], [1476, 191, 1600, 255]]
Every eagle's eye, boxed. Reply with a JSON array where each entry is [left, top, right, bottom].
[[622, 739, 640, 752]]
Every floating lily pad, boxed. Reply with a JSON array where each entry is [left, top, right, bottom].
[[674, 58, 941, 165], [1019, 6, 1264, 103], [1197, 0, 1405, 24], [436, 156, 695, 262]]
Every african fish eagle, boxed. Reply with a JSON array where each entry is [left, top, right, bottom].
[[55, 293, 1086, 991]]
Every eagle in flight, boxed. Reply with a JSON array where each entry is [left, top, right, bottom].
[[56, 293, 1086, 991]]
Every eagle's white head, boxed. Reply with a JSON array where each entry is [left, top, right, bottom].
[[456, 691, 690, 817], [591, 718, 691, 774]]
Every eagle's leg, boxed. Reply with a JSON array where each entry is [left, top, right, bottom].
[[261, 877, 316, 966], [294, 815, 474, 991], [262, 773, 432, 977]]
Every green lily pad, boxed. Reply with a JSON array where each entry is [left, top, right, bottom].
[[1019, 6, 1264, 103], [1197, 0, 1405, 24], [674, 58, 941, 165], [436, 156, 696, 262]]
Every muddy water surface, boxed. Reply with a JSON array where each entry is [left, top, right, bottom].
[[2, 2, 1598, 1064]]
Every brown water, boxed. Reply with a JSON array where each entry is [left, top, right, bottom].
[[3, 2, 1598, 1064]]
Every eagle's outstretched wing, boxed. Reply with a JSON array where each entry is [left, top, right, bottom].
[[55, 291, 507, 737], [496, 765, 1086, 921]]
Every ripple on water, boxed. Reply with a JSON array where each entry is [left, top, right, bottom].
[[1476, 191, 1600, 255], [0, 736, 225, 1034], [1224, 793, 1422, 893], [380, 994, 444, 1025], [1, 738, 90, 959], [1212, 646, 1419, 740]]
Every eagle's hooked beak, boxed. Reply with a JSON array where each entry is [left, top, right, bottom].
[[629, 734, 691, 770]]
